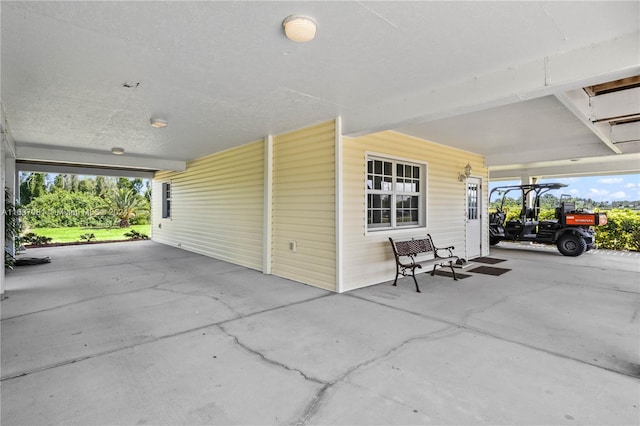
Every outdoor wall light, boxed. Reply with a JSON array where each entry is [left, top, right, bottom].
[[111, 147, 125, 155], [458, 163, 472, 181], [282, 15, 317, 42], [150, 117, 168, 128]]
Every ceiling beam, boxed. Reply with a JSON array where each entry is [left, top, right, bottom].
[[15, 145, 186, 172], [489, 153, 640, 180], [554, 90, 621, 154], [16, 162, 155, 179], [344, 31, 640, 137]]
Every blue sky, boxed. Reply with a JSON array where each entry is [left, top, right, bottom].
[[490, 174, 640, 202]]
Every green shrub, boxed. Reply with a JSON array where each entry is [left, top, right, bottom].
[[595, 209, 640, 251], [79, 233, 96, 242], [123, 230, 149, 240], [537, 209, 556, 220], [21, 191, 113, 228], [22, 232, 52, 246]]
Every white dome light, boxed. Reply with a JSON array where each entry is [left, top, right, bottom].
[[150, 117, 168, 128], [283, 15, 317, 43]]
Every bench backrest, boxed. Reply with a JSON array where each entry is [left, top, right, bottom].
[[389, 236, 435, 259]]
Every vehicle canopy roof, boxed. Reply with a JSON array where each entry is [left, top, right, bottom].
[[490, 182, 567, 196]]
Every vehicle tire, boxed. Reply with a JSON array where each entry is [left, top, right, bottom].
[[556, 233, 587, 257], [490, 237, 501, 246]]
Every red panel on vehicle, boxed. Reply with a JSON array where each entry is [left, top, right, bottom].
[[565, 214, 596, 226]]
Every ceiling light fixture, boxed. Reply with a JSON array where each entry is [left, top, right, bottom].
[[111, 147, 125, 155], [150, 117, 168, 128], [282, 15, 317, 43]]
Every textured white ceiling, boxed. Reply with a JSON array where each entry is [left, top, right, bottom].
[[398, 96, 620, 165], [1, 1, 639, 173]]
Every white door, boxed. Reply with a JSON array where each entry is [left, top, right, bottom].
[[465, 177, 482, 259]]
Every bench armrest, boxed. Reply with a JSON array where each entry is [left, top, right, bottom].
[[434, 245, 455, 258], [405, 254, 421, 268]]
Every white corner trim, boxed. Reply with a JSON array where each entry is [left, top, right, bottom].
[[335, 117, 344, 293], [263, 135, 273, 275]]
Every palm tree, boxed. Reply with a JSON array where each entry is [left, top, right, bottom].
[[105, 188, 145, 228]]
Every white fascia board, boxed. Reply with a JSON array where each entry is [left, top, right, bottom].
[[591, 87, 640, 122], [611, 122, 640, 144], [344, 31, 640, 136], [15, 145, 186, 172], [489, 153, 640, 180]]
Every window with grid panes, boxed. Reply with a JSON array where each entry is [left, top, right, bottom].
[[162, 182, 171, 219], [366, 157, 425, 230]]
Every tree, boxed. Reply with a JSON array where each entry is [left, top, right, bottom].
[[143, 180, 151, 202], [52, 174, 65, 192], [131, 178, 143, 194], [117, 177, 133, 191], [78, 178, 95, 194], [105, 188, 145, 228], [64, 174, 79, 192], [19, 172, 47, 204], [95, 176, 116, 198], [30, 173, 47, 198]]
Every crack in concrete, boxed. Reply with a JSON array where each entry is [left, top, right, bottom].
[[215, 293, 334, 327], [149, 286, 242, 318], [216, 324, 326, 386], [1, 283, 171, 321], [2, 263, 175, 321], [1, 293, 333, 382], [458, 283, 558, 327], [293, 325, 462, 426], [2, 265, 275, 322], [348, 292, 640, 380]]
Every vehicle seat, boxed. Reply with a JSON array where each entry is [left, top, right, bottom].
[[521, 208, 536, 220]]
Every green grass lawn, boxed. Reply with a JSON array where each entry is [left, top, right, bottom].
[[25, 224, 151, 244]]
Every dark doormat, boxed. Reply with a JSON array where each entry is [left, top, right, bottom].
[[433, 270, 472, 279], [15, 256, 52, 266], [468, 266, 511, 276], [471, 256, 507, 264]]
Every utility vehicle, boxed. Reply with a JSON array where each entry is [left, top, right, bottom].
[[489, 183, 607, 256]]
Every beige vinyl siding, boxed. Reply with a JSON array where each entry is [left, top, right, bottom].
[[152, 140, 264, 270], [342, 131, 487, 291], [271, 121, 336, 291]]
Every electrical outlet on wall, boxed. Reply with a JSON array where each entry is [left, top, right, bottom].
[[289, 241, 297, 252]]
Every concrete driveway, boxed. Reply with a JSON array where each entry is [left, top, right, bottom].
[[1, 241, 638, 425]]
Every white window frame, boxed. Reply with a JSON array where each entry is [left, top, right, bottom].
[[365, 154, 427, 232], [161, 182, 171, 219]]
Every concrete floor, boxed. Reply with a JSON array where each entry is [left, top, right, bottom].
[[1, 241, 638, 425]]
